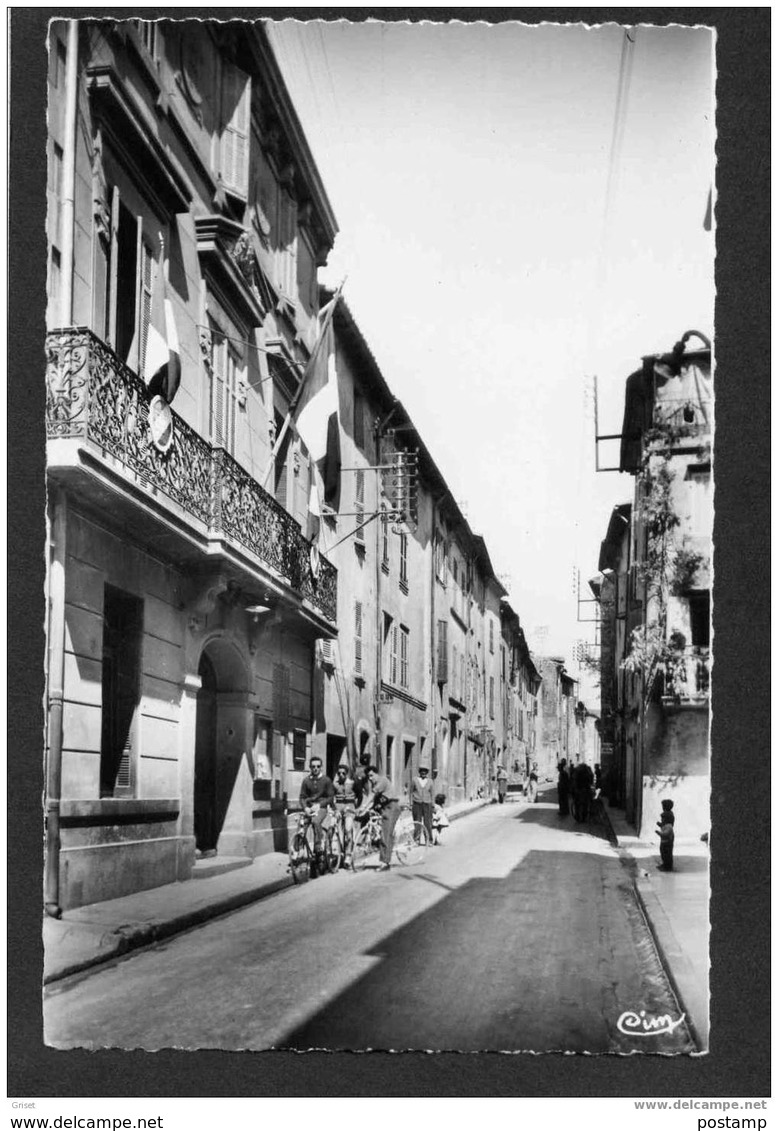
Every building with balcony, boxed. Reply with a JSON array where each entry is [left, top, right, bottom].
[[44, 19, 339, 911], [593, 331, 711, 838]]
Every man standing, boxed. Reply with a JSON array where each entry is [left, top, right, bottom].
[[411, 764, 434, 842], [299, 756, 335, 856], [366, 766, 400, 871], [496, 764, 509, 804]]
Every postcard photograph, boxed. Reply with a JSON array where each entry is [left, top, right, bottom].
[[40, 14, 714, 1056]]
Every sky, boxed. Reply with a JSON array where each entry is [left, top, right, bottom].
[[268, 18, 715, 687]]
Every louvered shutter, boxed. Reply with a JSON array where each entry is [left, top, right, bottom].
[[355, 470, 365, 543], [390, 625, 398, 685], [354, 601, 363, 675], [221, 62, 250, 198], [437, 620, 448, 683]]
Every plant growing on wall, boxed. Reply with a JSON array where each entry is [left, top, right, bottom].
[[622, 418, 707, 706]]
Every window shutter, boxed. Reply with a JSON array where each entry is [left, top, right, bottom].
[[138, 242, 154, 379], [390, 625, 398, 685], [355, 600, 363, 675], [221, 62, 250, 198], [355, 469, 365, 543], [400, 628, 409, 688], [437, 620, 448, 683]]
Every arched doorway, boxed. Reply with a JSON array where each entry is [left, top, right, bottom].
[[194, 652, 218, 853], [193, 638, 250, 857]]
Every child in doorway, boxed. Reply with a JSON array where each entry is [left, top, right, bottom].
[[432, 794, 450, 845], [656, 799, 675, 871]]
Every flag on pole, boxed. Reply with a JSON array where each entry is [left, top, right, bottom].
[[296, 316, 341, 516], [144, 254, 181, 403]]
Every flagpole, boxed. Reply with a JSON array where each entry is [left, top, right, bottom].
[[261, 277, 346, 490]]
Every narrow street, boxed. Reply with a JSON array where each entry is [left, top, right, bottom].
[[44, 794, 694, 1054]]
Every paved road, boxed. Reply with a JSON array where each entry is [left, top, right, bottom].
[[44, 798, 695, 1054]]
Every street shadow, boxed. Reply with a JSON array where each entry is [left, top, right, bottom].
[[512, 803, 613, 844], [276, 848, 697, 1056]]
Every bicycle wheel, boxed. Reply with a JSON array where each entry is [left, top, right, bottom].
[[393, 820, 425, 866], [289, 833, 312, 884], [326, 826, 343, 874], [351, 824, 375, 871]]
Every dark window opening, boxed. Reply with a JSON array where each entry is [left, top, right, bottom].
[[101, 585, 143, 797], [114, 200, 138, 364], [688, 591, 710, 649]]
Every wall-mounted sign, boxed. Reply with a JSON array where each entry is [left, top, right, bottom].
[[148, 395, 174, 453]]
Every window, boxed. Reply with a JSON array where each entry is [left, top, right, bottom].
[[489, 618, 494, 654], [386, 735, 394, 779], [47, 246, 61, 305], [383, 613, 397, 686], [688, 591, 710, 649], [210, 326, 240, 455], [489, 676, 495, 719], [398, 628, 409, 687], [452, 644, 458, 698], [437, 620, 448, 683], [399, 531, 408, 589], [355, 470, 365, 544], [686, 465, 712, 538], [292, 729, 308, 771], [135, 19, 158, 58], [47, 141, 63, 245], [219, 60, 251, 199], [98, 182, 163, 372], [273, 408, 293, 510], [354, 600, 363, 676], [435, 533, 446, 581], [100, 586, 143, 797], [276, 187, 298, 299]]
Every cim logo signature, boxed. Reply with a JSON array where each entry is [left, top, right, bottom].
[[617, 1009, 687, 1037]]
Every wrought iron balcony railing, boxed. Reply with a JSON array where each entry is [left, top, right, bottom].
[[663, 646, 710, 704], [46, 327, 337, 623]]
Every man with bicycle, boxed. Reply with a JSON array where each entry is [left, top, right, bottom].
[[333, 763, 357, 869], [366, 766, 401, 872], [299, 756, 335, 859]]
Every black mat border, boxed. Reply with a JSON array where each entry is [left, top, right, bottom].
[[9, 6, 770, 1100]]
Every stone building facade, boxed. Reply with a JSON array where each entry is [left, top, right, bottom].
[[594, 333, 712, 838], [44, 18, 545, 912]]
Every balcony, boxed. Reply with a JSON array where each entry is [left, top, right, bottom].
[[45, 327, 337, 626], [662, 646, 710, 707]]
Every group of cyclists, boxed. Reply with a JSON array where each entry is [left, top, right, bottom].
[[297, 752, 402, 872]]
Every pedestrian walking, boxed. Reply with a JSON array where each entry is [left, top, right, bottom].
[[432, 793, 450, 844], [366, 766, 401, 871], [656, 799, 675, 871], [571, 761, 593, 822], [410, 764, 434, 843], [496, 764, 509, 804], [526, 762, 539, 803], [557, 759, 570, 816]]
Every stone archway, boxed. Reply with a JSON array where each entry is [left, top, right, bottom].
[[193, 636, 250, 857]]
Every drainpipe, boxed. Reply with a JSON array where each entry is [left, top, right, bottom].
[[44, 490, 68, 918], [59, 19, 79, 327]]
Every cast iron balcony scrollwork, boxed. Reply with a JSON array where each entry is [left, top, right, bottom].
[[45, 328, 337, 624]]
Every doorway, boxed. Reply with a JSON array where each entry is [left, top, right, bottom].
[[326, 734, 347, 780], [194, 652, 218, 854]]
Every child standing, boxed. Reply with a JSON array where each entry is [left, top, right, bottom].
[[656, 799, 675, 871], [432, 793, 450, 845]]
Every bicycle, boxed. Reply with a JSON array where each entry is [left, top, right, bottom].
[[288, 806, 342, 883], [351, 805, 427, 871]]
